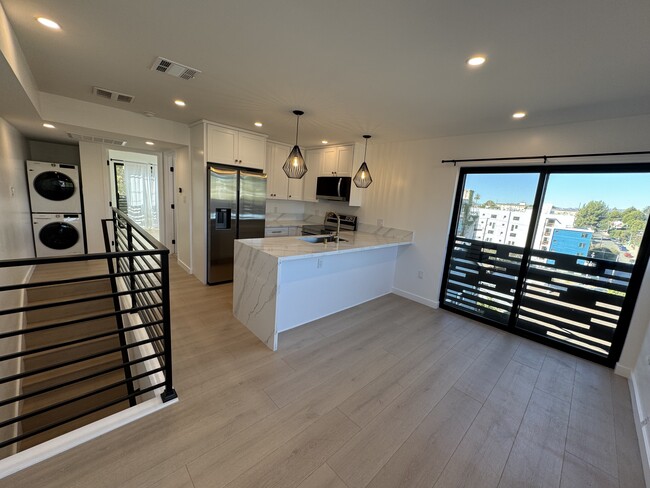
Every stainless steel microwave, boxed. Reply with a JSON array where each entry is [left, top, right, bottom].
[[316, 176, 351, 201]]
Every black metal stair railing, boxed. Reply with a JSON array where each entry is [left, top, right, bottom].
[[0, 208, 176, 453]]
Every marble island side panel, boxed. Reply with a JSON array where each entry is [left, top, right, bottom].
[[233, 232, 412, 351], [233, 241, 279, 350]]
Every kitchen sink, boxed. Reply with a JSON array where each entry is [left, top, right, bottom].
[[300, 235, 348, 244]]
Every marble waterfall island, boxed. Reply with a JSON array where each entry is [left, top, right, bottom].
[[233, 230, 413, 350]]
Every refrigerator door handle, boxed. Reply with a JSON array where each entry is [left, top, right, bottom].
[[337, 178, 342, 198]]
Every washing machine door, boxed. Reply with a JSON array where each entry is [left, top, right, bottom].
[[33, 171, 76, 201], [39, 222, 80, 250]]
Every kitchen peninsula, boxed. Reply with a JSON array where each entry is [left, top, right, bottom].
[[233, 228, 413, 350]]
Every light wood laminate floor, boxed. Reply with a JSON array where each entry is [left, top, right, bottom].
[[7, 259, 645, 488]]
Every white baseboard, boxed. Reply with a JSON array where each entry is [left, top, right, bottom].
[[391, 287, 439, 309], [629, 372, 650, 488], [615, 363, 633, 378], [176, 258, 191, 274], [0, 396, 177, 480]]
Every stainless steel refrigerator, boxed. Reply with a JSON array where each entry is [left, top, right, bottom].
[[207, 164, 266, 284]]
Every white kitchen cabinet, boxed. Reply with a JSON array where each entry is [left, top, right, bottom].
[[206, 123, 266, 171], [319, 144, 354, 176], [266, 141, 304, 200], [302, 151, 319, 202], [238, 132, 266, 170], [305, 143, 365, 207]]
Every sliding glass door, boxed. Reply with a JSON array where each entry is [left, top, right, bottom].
[[440, 165, 650, 366]]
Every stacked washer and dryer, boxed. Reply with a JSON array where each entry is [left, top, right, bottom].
[[27, 161, 87, 257]]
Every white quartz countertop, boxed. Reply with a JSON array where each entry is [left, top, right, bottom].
[[237, 230, 412, 262]]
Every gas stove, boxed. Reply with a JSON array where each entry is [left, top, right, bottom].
[[301, 214, 357, 236]]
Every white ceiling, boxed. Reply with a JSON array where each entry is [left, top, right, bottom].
[[4, 0, 650, 147]]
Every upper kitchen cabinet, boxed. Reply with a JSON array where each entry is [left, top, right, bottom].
[[266, 141, 306, 200], [319, 144, 353, 176], [205, 122, 266, 171], [306, 143, 364, 207]]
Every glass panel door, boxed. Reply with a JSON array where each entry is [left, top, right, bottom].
[[516, 172, 650, 359], [441, 172, 540, 325]]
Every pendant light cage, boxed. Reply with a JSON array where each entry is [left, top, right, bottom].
[[283, 110, 308, 179], [353, 135, 373, 188]]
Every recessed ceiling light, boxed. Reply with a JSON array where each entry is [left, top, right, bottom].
[[254, 122, 263, 127], [467, 56, 486, 66], [145, 141, 155, 145], [36, 17, 61, 30], [321, 140, 328, 144], [512, 111, 527, 119], [42, 123, 55, 129], [174, 100, 186, 107]]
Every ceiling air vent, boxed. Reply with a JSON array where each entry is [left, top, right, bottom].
[[67, 132, 127, 146], [92, 86, 135, 103], [150, 56, 201, 80]]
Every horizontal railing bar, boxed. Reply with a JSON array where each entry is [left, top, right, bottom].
[[129, 231, 161, 256], [0, 268, 163, 294], [0, 382, 164, 449], [0, 247, 168, 269], [0, 285, 162, 317], [0, 302, 163, 340], [0, 367, 165, 429], [128, 263, 162, 288], [0, 336, 164, 385], [132, 273, 163, 303], [134, 256, 163, 276], [454, 236, 634, 269], [0, 319, 164, 362], [112, 209, 166, 249], [0, 352, 164, 409]]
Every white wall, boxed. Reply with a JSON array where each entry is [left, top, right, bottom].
[[28, 141, 80, 166], [174, 146, 191, 271], [0, 115, 32, 457], [632, 316, 650, 479], [39, 93, 189, 147], [0, 2, 40, 114], [78, 142, 109, 253]]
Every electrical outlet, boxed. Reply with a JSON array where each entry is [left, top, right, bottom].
[[418, 270, 424, 279], [377, 219, 384, 227], [273, 206, 278, 214], [317, 258, 323, 269], [10, 186, 15, 197]]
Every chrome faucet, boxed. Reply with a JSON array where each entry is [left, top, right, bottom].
[[324, 211, 341, 242]]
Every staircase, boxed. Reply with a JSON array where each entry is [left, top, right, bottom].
[[18, 263, 131, 451]]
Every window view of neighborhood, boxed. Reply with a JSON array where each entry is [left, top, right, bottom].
[[457, 172, 650, 264]]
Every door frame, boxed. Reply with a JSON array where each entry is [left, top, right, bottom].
[[439, 163, 650, 367], [106, 148, 167, 247]]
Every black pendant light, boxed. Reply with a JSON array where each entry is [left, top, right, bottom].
[[283, 110, 308, 179], [353, 135, 373, 188]]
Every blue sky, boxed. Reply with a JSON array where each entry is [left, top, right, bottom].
[[464, 172, 650, 209]]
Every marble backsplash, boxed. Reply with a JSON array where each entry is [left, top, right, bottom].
[[265, 212, 413, 240], [265, 213, 307, 223]]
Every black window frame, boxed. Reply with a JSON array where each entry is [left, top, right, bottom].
[[439, 163, 650, 367]]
